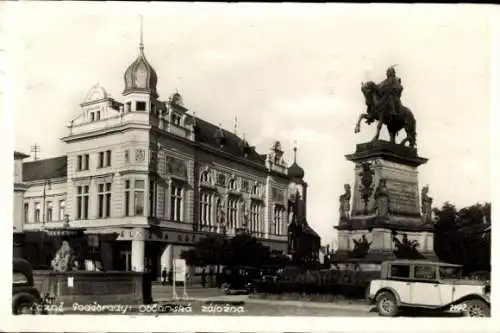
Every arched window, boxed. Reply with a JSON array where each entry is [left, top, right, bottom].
[[250, 201, 263, 235], [200, 191, 213, 227], [228, 178, 237, 190], [200, 170, 210, 184], [273, 205, 286, 235], [227, 198, 238, 229], [252, 184, 259, 196]]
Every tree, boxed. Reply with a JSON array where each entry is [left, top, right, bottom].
[[180, 234, 229, 268], [181, 233, 275, 268], [433, 202, 491, 271]]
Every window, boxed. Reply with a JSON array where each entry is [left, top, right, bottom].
[[228, 179, 237, 190], [149, 179, 157, 217], [200, 191, 213, 227], [439, 266, 461, 280], [98, 183, 112, 218], [172, 113, 181, 126], [242, 180, 249, 192], [76, 185, 89, 220], [106, 150, 111, 167], [136, 101, 146, 111], [126, 102, 131, 112], [46, 201, 53, 222], [227, 198, 238, 229], [200, 171, 210, 184], [77, 154, 89, 171], [24, 203, 29, 223], [90, 112, 95, 122], [58, 200, 65, 221], [170, 184, 183, 222], [390, 264, 411, 279], [96, 111, 101, 120], [134, 180, 145, 216], [414, 265, 437, 280], [252, 184, 259, 196], [250, 202, 262, 234], [34, 202, 40, 223], [125, 180, 131, 216], [98, 150, 111, 168], [273, 206, 285, 235], [13, 272, 28, 285]]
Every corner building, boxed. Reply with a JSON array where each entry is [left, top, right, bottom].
[[20, 41, 314, 275]]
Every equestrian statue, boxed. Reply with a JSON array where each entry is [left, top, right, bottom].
[[354, 66, 417, 148]]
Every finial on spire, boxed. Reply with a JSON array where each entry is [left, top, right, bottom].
[[293, 142, 298, 163], [234, 115, 238, 135], [139, 14, 144, 50]]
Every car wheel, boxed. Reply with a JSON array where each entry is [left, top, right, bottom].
[[14, 301, 37, 315], [376, 292, 399, 317], [464, 299, 490, 317]]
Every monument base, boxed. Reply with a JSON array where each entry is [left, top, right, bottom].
[[334, 227, 438, 263]]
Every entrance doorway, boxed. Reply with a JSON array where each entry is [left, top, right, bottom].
[[119, 251, 132, 271]]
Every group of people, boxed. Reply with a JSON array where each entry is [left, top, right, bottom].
[[160, 267, 219, 288]]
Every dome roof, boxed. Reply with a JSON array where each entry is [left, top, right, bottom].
[[123, 45, 158, 98], [288, 147, 305, 180]]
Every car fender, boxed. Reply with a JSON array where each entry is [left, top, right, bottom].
[[448, 293, 490, 306], [374, 287, 402, 305]]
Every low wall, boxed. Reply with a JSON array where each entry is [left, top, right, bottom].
[[34, 270, 153, 305]]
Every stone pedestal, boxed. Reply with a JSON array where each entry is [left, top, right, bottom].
[[335, 140, 437, 262]]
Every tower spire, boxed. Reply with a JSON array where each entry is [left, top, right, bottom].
[[293, 141, 298, 163], [234, 115, 238, 135], [140, 14, 144, 51]]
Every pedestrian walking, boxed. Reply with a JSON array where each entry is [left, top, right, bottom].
[[201, 268, 206, 288], [161, 267, 167, 286]]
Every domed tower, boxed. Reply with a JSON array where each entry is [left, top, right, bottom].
[[288, 146, 307, 221], [122, 18, 159, 114]]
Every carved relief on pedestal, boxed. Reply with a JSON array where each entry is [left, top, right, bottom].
[[358, 162, 375, 213], [392, 231, 425, 259]]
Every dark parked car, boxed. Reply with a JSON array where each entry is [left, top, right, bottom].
[[220, 266, 261, 295], [12, 258, 41, 314]]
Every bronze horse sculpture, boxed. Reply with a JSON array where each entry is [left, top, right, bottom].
[[355, 80, 417, 148]]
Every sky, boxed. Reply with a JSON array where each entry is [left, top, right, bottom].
[[5, 3, 494, 245]]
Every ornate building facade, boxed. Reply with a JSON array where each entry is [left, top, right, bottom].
[[16, 39, 319, 276]]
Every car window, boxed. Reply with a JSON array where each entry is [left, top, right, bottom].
[[414, 265, 437, 280], [390, 264, 410, 279], [13, 272, 28, 285], [439, 266, 461, 279]]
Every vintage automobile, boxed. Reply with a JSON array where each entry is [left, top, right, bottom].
[[12, 258, 42, 314], [368, 260, 490, 317], [220, 266, 261, 295]]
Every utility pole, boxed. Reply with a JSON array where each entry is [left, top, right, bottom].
[[30, 143, 41, 160]]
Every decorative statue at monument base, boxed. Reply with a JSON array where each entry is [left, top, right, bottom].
[[333, 66, 437, 264]]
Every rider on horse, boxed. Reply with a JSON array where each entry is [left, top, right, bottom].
[[375, 66, 403, 117]]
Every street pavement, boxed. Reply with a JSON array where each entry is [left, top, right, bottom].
[[151, 284, 376, 316]]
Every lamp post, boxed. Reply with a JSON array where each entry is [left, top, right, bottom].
[[40, 180, 51, 267]]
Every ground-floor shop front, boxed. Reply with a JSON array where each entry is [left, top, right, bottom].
[[16, 226, 288, 279]]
